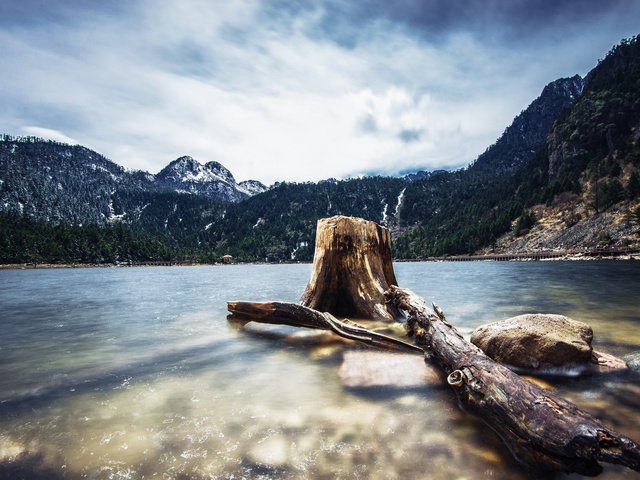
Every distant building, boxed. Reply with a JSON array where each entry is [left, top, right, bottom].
[[221, 254, 233, 263]]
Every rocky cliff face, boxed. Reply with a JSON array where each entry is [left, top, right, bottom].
[[478, 196, 640, 255], [469, 75, 584, 175], [546, 39, 640, 180]]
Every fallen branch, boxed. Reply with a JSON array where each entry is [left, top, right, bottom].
[[385, 285, 640, 476], [227, 300, 422, 354]]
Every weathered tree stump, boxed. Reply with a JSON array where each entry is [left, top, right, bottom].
[[299, 215, 401, 322], [226, 215, 640, 476]]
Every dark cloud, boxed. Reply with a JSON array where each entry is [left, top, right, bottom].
[[398, 129, 423, 143], [358, 114, 378, 134], [350, 0, 629, 36], [266, 0, 640, 48]]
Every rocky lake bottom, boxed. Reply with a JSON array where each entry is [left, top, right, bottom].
[[1, 262, 639, 479]]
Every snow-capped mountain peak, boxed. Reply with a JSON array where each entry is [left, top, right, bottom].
[[155, 155, 262, 201], [158, 156, 234, 184]]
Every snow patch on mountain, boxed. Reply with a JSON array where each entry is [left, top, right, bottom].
[[394, 188, 406, 220], [381, 201, 388, 225], [237, 180, 268, 196]]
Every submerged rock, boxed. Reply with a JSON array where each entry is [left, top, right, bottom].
[[624, 352, 640, 372], [246, 436, 290, 469], [339, 351, 443, 388], [590, 350, 628, 374], [470, 314, 593, 369]]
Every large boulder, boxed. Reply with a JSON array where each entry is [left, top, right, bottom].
[[470, 314, 593, 369]]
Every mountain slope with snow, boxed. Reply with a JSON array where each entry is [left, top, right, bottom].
[[155, 156, 266, 202], [0, 136, 266, 228]]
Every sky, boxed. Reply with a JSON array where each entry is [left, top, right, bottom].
[[0, 1, 639, 184]]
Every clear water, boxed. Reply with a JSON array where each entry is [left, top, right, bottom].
[[0, 261, 639, 479]]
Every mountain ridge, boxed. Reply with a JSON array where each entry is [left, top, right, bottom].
[[0, 135, 267, 225], [468, 75, 584, 175]]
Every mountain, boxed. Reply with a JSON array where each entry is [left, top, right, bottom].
[[155, 156, 266, 201], [398, 35, 640, 257], [479, 35, 640, 254], [0, 136, 266, 228], [1, 35, 639, 264], [1, 138, 134, 224], [469, 75, 584, 175], [237, 179, 270, 196]]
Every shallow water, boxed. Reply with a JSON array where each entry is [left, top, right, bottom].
[[0, 261, 639, 479]]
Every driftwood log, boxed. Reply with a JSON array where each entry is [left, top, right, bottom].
[[228, 301, 421, 354], [385, 286, 640, 476], [226, 215, 640, 476], [300, 215, 401, 322]]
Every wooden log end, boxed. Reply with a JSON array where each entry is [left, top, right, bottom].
[[593, 430, 640, 472], [227, 301, 276, 321]]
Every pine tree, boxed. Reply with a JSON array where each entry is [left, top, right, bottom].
[[627, 170, 640, 199]]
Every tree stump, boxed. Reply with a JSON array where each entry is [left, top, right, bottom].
[[299, 215, 401, 322], [227, 215, 640, 475]]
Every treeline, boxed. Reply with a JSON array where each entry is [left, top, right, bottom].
[[0, 213, 184, 264]]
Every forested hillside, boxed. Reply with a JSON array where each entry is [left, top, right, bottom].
[[0, 213, 178, 264], [394, 35, 640, 258], [203, 177, 407, 262]]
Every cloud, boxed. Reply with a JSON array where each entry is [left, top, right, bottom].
[[398, 129, 423, 143], [21, 126, 78, 145], [0, 0, 639, 184]]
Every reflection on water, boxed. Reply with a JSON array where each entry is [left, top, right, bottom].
[[0, 262, 639, 479]]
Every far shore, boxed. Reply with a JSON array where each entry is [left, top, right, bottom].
[[1, 249, 639, 270]]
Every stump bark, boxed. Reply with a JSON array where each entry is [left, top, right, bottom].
[[299, 215, 401, 322]]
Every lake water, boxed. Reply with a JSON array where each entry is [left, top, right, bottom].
[[1, 261, 639, 479]]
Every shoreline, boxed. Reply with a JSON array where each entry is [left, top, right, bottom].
[[402, 250, 640, 263], [1, 251, 639, 270], [0, 260, 312, 270]]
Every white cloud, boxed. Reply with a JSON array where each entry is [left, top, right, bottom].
[[20, 126, 79, 145], [0, 0, 638, 184]]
